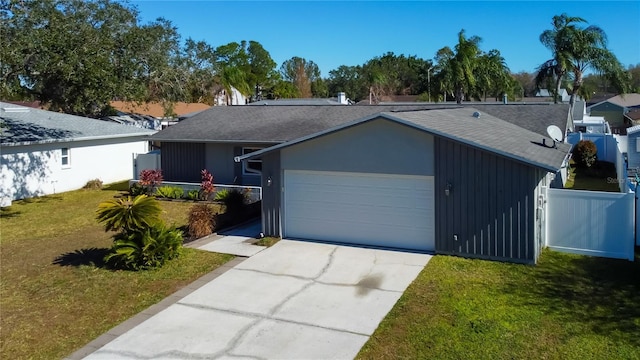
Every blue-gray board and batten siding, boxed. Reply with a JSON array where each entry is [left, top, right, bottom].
[[160, 142, 265, 185], [434, 137, 544, 263], [259, 117, 545, 263]]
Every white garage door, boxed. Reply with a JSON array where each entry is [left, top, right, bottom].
[[284, 170, 435, 251]]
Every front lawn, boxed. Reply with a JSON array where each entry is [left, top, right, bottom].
[[358, 250, 640, 359], [0, 183, 233, 359]]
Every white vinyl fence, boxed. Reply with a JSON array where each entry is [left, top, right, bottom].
[[133, 151, 161, 179], [566, 132, 619, 163], [546, 188, 635, 261]]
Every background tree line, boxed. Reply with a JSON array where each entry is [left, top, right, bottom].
[[1, 1, 636, 117]]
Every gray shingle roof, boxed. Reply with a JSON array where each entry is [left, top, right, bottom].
[[1, 102, 155, 146], [150, 103, 570, 143], [386, 108, 572, 171], [238, 108, 571, 172], [459, 103, 571, 136], [592, 93, 640, 108], [249, 98, 345, 106]]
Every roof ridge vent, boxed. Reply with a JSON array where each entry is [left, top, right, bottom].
[[1, 107, 30, 113]]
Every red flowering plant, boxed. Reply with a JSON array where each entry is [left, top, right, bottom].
[[138, 169, 163, 195], [200, 169, 215, 200]]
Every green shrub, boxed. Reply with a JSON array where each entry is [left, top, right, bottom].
[[129, 183, 146, 196], [96, 195, 162, 233], [83, 178, 103, 190], [156, 186, 184, 199], [573, 140, 598, 168], [188, 204, 217, 239], [220, 189, 247, 217], [186, 189, 200, 201], [104, 224, 183, 270], [214, 189, 230, 201]]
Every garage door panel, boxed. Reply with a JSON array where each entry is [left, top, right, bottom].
[[286, 197, 431, 221], [284, 170, 434, 251], [287, 193, 428, 211], [286, 204, 431, 228]]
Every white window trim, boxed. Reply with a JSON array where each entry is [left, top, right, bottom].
[[61, 147, 71, 169], [242, 147, 263, 175]]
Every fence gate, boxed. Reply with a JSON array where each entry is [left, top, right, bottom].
[[133, 152, 161, 179], [546, 188, 635, 261]]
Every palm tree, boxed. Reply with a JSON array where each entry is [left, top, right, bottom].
[[213, 65, 251, 105], [435, 30, 482, 104], [536, 14, 630, 105], [475, 50, 511, 101], [96, 195, 162, 233]]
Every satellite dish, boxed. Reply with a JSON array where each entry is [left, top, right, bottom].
[[546, 125, 563, 143]]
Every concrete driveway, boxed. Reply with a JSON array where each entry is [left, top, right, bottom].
[[84, 240, 431, 359]]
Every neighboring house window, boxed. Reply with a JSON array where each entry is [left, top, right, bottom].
[[242, 147, 263, 175], [61, 148, 70, 168]]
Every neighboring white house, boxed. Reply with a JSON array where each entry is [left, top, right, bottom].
[[0, 102, 155, 206], [536, 88, 583, 103], [536, 88, 569, 102], [214, 86, 248, 106], [625, 125, 640, 171]]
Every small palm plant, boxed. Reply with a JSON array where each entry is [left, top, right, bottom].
[[104, 224, 183, 270], [96, 195, 162, 233], [96, 195, 182, 270]]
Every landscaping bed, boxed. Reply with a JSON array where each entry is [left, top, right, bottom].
[[0, 183, 234, 359], [357, 249, 640, 359]]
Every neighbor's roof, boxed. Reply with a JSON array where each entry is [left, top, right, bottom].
[[149, 103, 571, 143], [238, 108, 572, 172], [625, 109, 640, 121], [1, 102, 155, 146], [249, 98, 346, 106], [110, 101, 211, 118], [588, 93, 640, 109], [625, 124, 640, 135]]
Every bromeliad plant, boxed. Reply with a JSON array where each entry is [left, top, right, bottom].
[[96, 195, 183, 270], [138, 169, 163, 195], [200, 169, 215, 200]]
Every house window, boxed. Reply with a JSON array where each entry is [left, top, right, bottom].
[[61, 148, 70, 168], [242, 147, 263, 175]]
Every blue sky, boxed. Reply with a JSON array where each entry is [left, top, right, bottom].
[[131, 0, 640, 76]]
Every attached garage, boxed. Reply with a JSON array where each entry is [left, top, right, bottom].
[[239, 108, 572, 264], [283, 170, 435, 251]]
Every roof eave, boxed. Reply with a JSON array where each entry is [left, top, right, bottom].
[[151, 138, 284, 144], [1, 131, 155, 147]]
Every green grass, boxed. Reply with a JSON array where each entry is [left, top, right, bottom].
[[357, 250, 640, 360], [0, 183, 232, 359], [254, 237, 280, 247], [565, 160, 620, 192]]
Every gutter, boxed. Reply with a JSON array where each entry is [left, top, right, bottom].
[[2, 132, 156, 147]]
